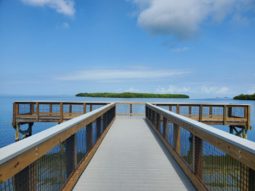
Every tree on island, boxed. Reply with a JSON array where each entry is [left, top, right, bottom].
[[233, 93, 255, 100]]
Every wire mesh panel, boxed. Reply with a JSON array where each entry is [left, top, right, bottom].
[[166, 122, 174, 146], [76, 127, 87, 164], [202, 141, 249, 191], [71, 104, 84, 113], [180, 127, 193, 168], [231, 107, 245, 118], [18, 104, 31, 114], [0, 178, 14, 191], [39, 104, 50, 113], [179, 106, 189, 115]]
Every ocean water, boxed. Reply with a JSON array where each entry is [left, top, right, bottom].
[[0, 95, 254, 148]]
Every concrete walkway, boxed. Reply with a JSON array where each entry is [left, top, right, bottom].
[[73, 116, 195, 191]]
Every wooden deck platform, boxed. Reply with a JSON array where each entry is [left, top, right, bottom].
[[73, 116, 195, 191]]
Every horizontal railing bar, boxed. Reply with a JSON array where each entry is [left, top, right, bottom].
[[146, 103, 255, 170], [14, 101, 250, 106]]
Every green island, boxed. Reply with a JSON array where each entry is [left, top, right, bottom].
[[76, 92, 189, 98], [233, 93, 255, 100]]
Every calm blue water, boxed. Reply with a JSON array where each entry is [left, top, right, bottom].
[[0, 95, 254, 148]]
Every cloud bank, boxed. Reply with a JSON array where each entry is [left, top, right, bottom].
[[21, 0, 75, 16], [57, 68, 189, 81], [133, 0, 254, 38]]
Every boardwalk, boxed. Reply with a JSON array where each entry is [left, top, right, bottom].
[[74, 116, 195, 191]]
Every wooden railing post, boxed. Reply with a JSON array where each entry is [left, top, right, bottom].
[[199, 105, 203, 121], [246, 106, 251, 129], [130, 104, 133, 116], [156, 113, 160, 131], [189, 106, 192, 116], [176, 105, 180, 114], [65, 135, 77, 177], [223, 105, 228, 125], [60, 102, 64, 123], [30, 103, 34, 115], [90, 104, 93, 112], [69, 104, 72, 113], [193, 136, 202, 178], [96, 117, 101, 138], [49, 103, 52, 115], [12, 102, 18, 127], [173, 124, 180, 154], [169, 105, 172, 111], [36, 102, 39, 121], [209, 106, 213, 118], [82, 103, 86, 114], [86, 123, 93, 152], [163, 117, 167, 139]]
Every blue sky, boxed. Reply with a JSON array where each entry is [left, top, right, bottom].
[[0, 0, 255, 98]]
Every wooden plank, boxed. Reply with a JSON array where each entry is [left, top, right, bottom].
[[173, 123, 180, 154], [60, 102, 64, 123], [74, 117, 195, 191]]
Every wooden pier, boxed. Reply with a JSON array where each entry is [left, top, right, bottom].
[[0, 101, 254, 191]]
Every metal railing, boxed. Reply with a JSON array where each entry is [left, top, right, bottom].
[[0, 103, 116, 191], [146, 103, 255, 191]]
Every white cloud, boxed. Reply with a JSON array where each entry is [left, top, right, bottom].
[[57, 68, 189, 81], [156, 84, 231, 97], [200, 86, 230, 95], [132, 0, 254, 38], [21, 0, 75, 16], [156, 85, 191, 94]]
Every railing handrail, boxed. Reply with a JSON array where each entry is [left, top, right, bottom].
[[0, 102, 115, 166], [146, 103, 255, 169], [153, 102, 250, 107], [14, 100, 251, 106]]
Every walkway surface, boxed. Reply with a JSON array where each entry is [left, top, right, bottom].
[[74, 116, 195, 191]]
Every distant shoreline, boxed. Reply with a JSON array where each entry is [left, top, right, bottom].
[[234, 93, 255, 100], [76, 92, 189, 99]]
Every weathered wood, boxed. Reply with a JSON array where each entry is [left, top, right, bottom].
[[223, 105, 228, 125], [129, 104, 132, 116], [36, 102, 39, 121], [90, 104, 93, 112], [163, 117, 167, 139], [60, 102, 64, 123], [199, 105, 203, 121], [173, 123, 180, 154], [83, 103, 87, 114], [96, 117, 101, 138]]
